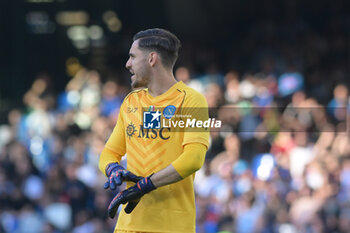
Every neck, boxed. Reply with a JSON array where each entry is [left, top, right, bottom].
[[147, 69, 178, 97]]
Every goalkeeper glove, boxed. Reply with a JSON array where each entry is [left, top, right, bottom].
[[104, 162, 142, 190], [108, 175, 156, 218]]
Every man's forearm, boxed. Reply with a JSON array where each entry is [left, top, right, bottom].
[[99, 147, 123, 176], [150, 143, 207, 187], [150, 164, 183, 187]]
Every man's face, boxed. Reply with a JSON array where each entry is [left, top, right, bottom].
[[125, 40, 150, 89]]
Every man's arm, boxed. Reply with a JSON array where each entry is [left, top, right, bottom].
[[99, 107, 126, 176], [150, 143, 207, 187], [149, 165, 182, 187], [98, 147, 123, 176]]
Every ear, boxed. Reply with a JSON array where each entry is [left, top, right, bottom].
[[148, 52, 158, 67]]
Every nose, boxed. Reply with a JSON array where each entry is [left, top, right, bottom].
[[126, 58, 131, 69]]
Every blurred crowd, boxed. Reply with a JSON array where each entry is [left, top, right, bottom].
[[1, 8, 350, 231], [183, 66, 349, 233], [0, 70, 124, 233]]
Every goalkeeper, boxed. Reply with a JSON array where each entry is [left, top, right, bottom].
[[99, 28, 209, 233]]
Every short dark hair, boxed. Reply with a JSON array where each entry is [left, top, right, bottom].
[[133, 28, 181, 68]]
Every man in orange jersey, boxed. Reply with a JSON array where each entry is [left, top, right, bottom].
[[99, 28, 209, 233]]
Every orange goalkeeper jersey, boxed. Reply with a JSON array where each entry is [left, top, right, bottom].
[[102, 81, 209, 233]]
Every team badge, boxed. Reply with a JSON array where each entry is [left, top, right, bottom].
[[163, 105, 176, 119]]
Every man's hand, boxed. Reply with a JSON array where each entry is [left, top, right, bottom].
[[104, 162, 143, 190], [108, 175, 156, 218]]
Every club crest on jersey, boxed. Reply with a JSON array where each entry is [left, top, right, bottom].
[[163, 105, 176, 119], [143, 110, 161, 129]]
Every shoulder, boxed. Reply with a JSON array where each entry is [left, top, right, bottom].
[[178, 82, 207, 107], [123, 88, 147, 102], [119, 88, 147, 112]]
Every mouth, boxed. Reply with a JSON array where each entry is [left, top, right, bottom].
[[129, 70, 135, 79]]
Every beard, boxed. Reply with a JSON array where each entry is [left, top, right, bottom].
[[131, 70, 150, 89], [131, 77, 147, 89]]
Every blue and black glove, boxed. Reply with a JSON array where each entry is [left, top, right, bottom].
[[108, 175, 156, 218], [104, 162, 143, 190]]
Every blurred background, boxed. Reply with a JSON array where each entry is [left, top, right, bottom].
[[0, 0, 350, 232]]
